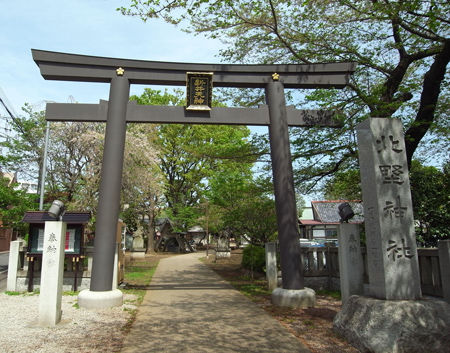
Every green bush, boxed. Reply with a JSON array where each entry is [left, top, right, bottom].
[[242, 245, 266, 273]]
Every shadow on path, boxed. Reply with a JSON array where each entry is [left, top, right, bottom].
[[121, 252, 310, 353]]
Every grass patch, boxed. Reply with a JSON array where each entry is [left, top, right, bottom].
[[63, 290, 79, 296], [23, 290, 39, 296], [121, 308, 138, 333], [124, 260, 158, 287], [121, 288, 146, 304], [72, 302, 80, 309], [225, 275, 271, 302], [5, 291, 21, 296], [5, 290, 80, 297], [232, 281, 271, 298], [316, 289, 341, 300], [304, 319, 315, 327], [124, 267, 151, 281], [118, 257, 160, 335], [5, 290, 39, 296]]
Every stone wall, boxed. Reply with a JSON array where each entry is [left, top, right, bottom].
[[16, 273, 91, 292]]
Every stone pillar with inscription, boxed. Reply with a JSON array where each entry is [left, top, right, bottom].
[[338, 224, 364, 303], [6, 239, 23, 292], [265, 242, 278, 291], [39, 221, 67, 326], [356, 118, 421, 300], [334, 117, 449, 353]]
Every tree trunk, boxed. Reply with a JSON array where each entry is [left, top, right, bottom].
[[405, 39, 450, 168], [146, 199, 157, 254]]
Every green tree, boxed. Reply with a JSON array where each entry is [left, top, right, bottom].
[[208, 171, 277, 245], [322, 160, 450, 246], [0, 177, 37, 234], [296, 193, 306, 218], [410, 160, 449, 247], [0, 104, 46, 182], [120, 0, 449, 193], [131, 88, 259, 231], [1, 104, 164, 239], [0, 104, 104, 208], [120, 123, 163, 248], [46, 121, 105, 204], [228, 192, 277, 245], [323, 169, 362, 200]]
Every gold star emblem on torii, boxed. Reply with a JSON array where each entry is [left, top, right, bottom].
[[116, 67, 125, 76]]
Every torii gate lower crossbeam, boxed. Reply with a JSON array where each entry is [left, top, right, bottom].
[[33, 49, 355, 307]]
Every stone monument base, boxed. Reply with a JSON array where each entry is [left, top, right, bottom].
[[333, 295, 450, 353], [271, 287, 316, 308], [215, 250, 231, 258], [78, 289, 123, 309], [131, 248, 146, 259]]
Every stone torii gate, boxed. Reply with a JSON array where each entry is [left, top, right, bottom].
[[32, 49, 355, 308]]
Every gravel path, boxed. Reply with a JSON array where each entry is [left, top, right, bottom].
[[0, 292, 138, 353]]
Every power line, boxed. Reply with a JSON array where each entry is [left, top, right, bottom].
[[0, 88, 24, 136]]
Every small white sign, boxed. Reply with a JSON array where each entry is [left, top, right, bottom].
[[65, 229, 75, 252], [37, 228, 45, 251]]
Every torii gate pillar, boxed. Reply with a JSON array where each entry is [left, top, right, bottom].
[[266, 81, 303, 289], [79, 76, 129, 308]]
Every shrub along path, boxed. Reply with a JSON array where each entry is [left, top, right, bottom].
[[121, 252, 311, 353]]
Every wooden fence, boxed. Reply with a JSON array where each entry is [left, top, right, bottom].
[[418, 248, 442, 297], [297, 246, 443, 297]]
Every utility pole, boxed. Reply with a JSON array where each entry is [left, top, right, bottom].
[[39, 121, 50, 210]]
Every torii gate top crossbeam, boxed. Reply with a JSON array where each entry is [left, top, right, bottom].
[[32, 49, 356, 89]]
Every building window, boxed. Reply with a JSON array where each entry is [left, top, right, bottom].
[[325, 229, 337, 238]]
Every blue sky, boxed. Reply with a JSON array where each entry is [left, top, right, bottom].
[[0, 1, 311, 199], [0, 0, 224, 113]]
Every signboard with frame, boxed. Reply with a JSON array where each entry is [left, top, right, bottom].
[[186, 72, 213, 111], [28, 225, 82, 254], [22, 211, 90, 255]]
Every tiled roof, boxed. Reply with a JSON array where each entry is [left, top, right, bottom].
[[155, 218, 168, 226], [311, 200, 364, 223], [155, 218, 175, 231], [22, 211, 91, 224]]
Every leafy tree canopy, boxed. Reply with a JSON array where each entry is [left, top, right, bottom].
[[131, 88, 260, 231], [120, 0, 449, 194], [0, 104, 46, 181], [207, 170, 278, 245], [323, 168, 362, 201], [0, 103, 163, 235], [323, 160, 450, 246], [0, 177, 37, 234], [409, 160, 449, 247]]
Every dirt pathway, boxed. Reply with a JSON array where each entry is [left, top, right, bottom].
[[121, 252, 311, 353]]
